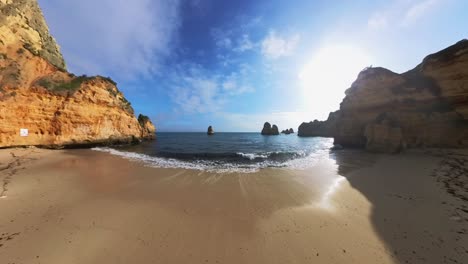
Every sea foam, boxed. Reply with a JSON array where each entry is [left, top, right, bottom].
[[92, 146, 331, 173]]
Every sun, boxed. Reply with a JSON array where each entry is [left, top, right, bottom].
[[298, 45, 372, 120]]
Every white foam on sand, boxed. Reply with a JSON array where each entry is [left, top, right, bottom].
[[93, 142, 332, 174]]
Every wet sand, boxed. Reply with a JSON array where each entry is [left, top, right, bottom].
[[0, 147, 467, 264]]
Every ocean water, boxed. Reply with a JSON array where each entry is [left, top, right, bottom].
[[93, 132, 334, 173]]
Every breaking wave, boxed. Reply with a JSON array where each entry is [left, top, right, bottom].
[[92, 147, 331, 173]]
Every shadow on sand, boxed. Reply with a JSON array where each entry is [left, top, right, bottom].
[[331, 149, 468, 264]]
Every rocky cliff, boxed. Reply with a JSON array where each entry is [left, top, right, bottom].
[[0, 0, 155, 148], [298, 111, 339, 137], [298, 40, 468, 153]]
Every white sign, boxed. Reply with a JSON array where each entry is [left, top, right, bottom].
[[20, 128, 28, 137]]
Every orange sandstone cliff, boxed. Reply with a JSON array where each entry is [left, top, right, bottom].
[[0, 0, 155, 148], [298, 40, 468, 153]]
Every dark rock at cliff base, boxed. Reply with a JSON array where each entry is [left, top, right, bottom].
[[207, 126, 214, 135], [330, 144, 343, 150], [298, 112, 339, 137], [297, 39, 468, 153], [261, 122, 279, 135]]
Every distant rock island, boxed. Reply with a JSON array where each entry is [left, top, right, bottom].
[[298, 39, 468, 153], [281, 128, 294, 134], [0, 0, 155, 148], [261, 122, 279, 135], [207, 126, 214, 135]]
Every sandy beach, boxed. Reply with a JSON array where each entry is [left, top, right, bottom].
[[0, 148, 467, 264]]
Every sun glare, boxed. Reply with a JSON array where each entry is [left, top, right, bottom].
[[299, 45, 372, 120]]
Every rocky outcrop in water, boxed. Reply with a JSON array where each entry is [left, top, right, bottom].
[[207, 125, 214, 135], [138, 114, 156, 140], [298, 111, 339, 137], [298, 39, 468, 153], [0, 0, 155, 148], [281, 128, 294, 134], [261, 122, 279, 135]]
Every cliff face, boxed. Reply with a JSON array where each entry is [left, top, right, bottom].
[[138, 114, 156, 140], [298, 40, 468, 152], [0, 0, 66, 70], [298, 111, 339, 137], [0, 0, 155, 148]]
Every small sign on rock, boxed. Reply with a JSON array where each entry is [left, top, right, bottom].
[[20, 128, 28, 137]]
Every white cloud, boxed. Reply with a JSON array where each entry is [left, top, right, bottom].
[[261, 31, 300, 59], [211, 28, 233, 49], [240, 16, 263, 30], [403, 0, 440, 25], [39, 0, 181, 79], [212, 30, 256, 53], [234, 34, 255, 52], [367, 12, 388, 29], [171, 77, 221, 113], [367, 0, 441, 30], [222, 72, 254, 95], [222, 80, 237, 91], [210, 17, 264, 54], [168, 64, 254, 113]]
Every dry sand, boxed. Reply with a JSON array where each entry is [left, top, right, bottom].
[[0, 147, 467, 264]]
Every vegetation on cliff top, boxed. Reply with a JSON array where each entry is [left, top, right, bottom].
[[138, 114, 151, 125], [37, 75, 93, 92], [37, 75, 117, 93]]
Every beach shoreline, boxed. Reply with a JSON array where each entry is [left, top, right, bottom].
[[0, 147, 466, 263]]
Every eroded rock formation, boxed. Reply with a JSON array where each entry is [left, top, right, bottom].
[[207, 125, 214, 135], [0, 0, 155, 148], [261, 122, 279, 135], [281, 128, 294, 134], [298, 111, 339, 137], [298, 40, 468, 153], [138, 114, 156, 140]]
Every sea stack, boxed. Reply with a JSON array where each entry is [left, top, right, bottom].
[[261, 122, 279, 135], [207, 126, 214, 135], [281, 128, 295, 134], [0, 0, 155, 148]]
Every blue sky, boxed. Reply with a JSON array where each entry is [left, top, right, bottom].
[[39, 0, 467, 132]]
